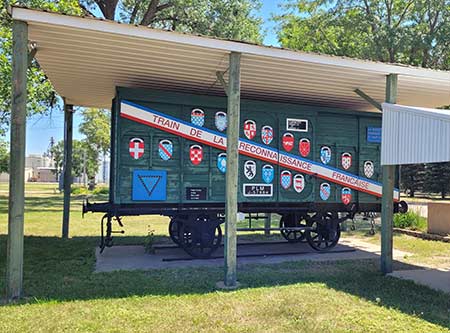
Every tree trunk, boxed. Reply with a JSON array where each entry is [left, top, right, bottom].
[[94, 0, 119, 20]]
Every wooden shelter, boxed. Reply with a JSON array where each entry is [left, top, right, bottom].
[[6, 5, 450, 300]]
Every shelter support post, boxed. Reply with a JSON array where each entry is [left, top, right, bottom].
[[6, 20, 28, 301], [224, 52, 241, 287], [62, 102, 74, 239], [381, 73, 397, 274]]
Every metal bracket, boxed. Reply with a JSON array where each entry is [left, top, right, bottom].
[[216, 71, 229, 96], [354, 88, 382, 111]]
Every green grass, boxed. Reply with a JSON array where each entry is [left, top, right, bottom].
[[0, 183, 450, 332], [345, 228, 450, 268]]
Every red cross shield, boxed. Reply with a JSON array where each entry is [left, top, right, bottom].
[[129, 138, 144, 159], [189, 145, 203, 165], [282, 132, 294, 152], [299, 138, 310, 157], [244, 120, 256, 140]]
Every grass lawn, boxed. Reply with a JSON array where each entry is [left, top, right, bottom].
[[1, 183, 450, 332]]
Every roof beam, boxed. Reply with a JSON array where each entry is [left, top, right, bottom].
[[354, 88, 382, 111], [216, 71, 228, 96]]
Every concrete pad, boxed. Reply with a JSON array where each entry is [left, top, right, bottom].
[[95, 237, 410, 273], [389, 268, 450, 294]]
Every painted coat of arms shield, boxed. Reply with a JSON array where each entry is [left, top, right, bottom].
[[364, 161, 374, 178], [320, 146, 332, 164], [282, 132, 294, 152], [320, 183, 331, 201], [262, 164, 274, 184], [244, 120, 256, 140], [341, 152, 352, 170], [217, 153, 227, 173], [129, 137, 144, 160], [158, 139, 173, 161], [299, 138, 310, 157], [189, 145, 203, 165], [341, 187, 352, 205], [191, 108, 205, 127], [215, 111, 227, 132], [280, 170, 292, 189], [244, 160, 257, 180], [261, 126, 274, 145], [293, 174, 305, 193]]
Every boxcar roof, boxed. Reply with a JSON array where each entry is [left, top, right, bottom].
[[10, 6, 450, 111]]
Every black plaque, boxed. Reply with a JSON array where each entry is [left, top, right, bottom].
[[243, 184, 273, 197], [186, 187, 207, 200]]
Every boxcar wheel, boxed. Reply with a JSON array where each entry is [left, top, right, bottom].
[[306, 212, 340, 251], [169, 217, 183, 245], [179, 215, 222, 258], [279, 213, 307, 243]]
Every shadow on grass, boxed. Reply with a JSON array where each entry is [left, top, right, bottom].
[[0, 235, 449, 329]]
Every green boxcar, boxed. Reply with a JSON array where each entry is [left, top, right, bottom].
[[86, 87, 402, 257]]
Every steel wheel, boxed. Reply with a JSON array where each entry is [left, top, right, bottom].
[[306, 212, 340, 251], [179, 214, 222, 258], [279, 213, 307, 243], [168, 217, 184, 245]]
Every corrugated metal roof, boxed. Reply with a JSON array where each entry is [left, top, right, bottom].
[[381, 103, 450, 165], [11, 6, 450, 111]]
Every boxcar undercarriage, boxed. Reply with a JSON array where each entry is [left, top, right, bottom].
[[84, 200, 407, 258]]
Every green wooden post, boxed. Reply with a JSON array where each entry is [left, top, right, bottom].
[[381, 73, 397, 274], [6, 20, 28, 300], [62, 102, 74, 239], [224, 52, 241, 287]]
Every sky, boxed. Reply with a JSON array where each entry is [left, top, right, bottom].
[[23, 0, 285, 155]]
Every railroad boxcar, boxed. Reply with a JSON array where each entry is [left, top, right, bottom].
[[84, 87, 406, 257]]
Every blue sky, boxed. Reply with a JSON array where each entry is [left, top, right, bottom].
[[23, 0, 284, 154]]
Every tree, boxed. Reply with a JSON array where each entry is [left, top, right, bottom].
[[0, 1, 83, 135], [50, 139, 100, 184], [79, 108, 110, 155], [400, 164, 425, 197], [81, 0, 263, 42], [0, 139, 8, 172], [79, 108, 110, 186], [276, 0, 450, 69], [423, 162, 450, 198]]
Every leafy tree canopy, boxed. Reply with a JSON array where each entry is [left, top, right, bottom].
[[81, 0, 263, 42], [276, 0, 450, 69], [50, 139, 99, 182], [79, 108, 110, 155], [0, 1, 83, 135]]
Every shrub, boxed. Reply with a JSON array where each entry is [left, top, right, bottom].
[[393, 211, 427, 231]]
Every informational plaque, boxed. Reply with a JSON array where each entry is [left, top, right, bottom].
[[186, 187, 207, 200], [243, 184, 273, 197]]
